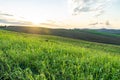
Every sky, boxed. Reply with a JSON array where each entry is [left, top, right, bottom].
[[0, 0, 120, 29]]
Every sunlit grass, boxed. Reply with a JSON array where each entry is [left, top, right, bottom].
[[0, 30, 120, 80]]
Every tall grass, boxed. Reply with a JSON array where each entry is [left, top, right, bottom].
[[0, 30, 120, 80]]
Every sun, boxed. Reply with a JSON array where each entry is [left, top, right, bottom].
[[28, 17, 47, 26], [32, 20, 40, 25]]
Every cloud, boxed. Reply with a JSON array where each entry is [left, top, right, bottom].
[[40, 20, 67, 28], [0, 13, 14, 16], [89, 20, 111, 26], [89, 22, 98, 25], [0, 18, 32, 25], [69, 0, 112, 16], [105, 21, 110, 25], [0, 11, 32, 25], [0, 11, 14, 17], [40, 23, 65, 28]]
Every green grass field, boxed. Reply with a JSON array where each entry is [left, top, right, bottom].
[[0, 30, 120, 80], [1, 26, 120, 45]]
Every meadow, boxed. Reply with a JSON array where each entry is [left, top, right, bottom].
[[1, 26, 120, 45], [0, 29, 120, 80]]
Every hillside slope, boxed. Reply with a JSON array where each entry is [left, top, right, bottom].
[[0, 30, 120, 80], [1, 26, 120, 45]]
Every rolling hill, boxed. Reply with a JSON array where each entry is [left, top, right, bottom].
[[0, 26, 120, 45], [0, 29, 120, 80]]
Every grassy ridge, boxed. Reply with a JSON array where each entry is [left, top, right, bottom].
[[85, 30, 120, 37], [1, 26, 120, 45], [0, 30, 120, 80]]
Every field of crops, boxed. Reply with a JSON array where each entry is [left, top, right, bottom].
[[0, 30, 120, 80]]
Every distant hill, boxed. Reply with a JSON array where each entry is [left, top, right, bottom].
[[96, 28, 120, 34], [0, 26, 120, 45], [82, 29, 120, 37]]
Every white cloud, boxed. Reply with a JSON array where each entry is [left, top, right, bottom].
[[68, 0, 112, 16], [0, 11, 33, 25]]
